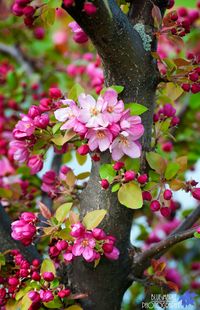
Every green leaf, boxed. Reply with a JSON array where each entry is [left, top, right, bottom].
[[51, 130, 76, 146], [15, 287, 30, 301], [52, 122, 62, 135], [21, 293, 32, 310], [83, 209, 107, 230], [7, 71, 18, 89], [41, 7, 55, 27], [111, 183, 120, 192], [0, 188, 12, 198], [41, 259, 56, 276], [76, 152, 87, 166], [55, 202, 73, 223], [66, 306, 83, 310], [146, 152, 166, 174], [164, 162, 180, 180], [194, 232, 200, 239], [68, 83, 84, 101], [76, 172, 90, 180], [99, 164, 116, 183], [124, 158, 140, 172], [44, 297, 62, 308], [48, 0, 62, 8], [125, 103, 148, 115], [118, 182, 143, 209], [101, 85, 124, 95]]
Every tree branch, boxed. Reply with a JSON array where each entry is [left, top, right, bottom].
[[171, 205, 200, 235], [0, 43, 34, 76], [132, 227, 197, 278]]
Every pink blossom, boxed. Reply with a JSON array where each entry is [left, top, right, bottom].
[[0, 156, 14, 176], [78, 93, 108, 128], [111, 131, 141, 161], [86, 127, 112, 152], [69, 21, 88, 44], [20, 212, 36, 223], [11, 219, 36, 246], [54, 100, 86, 134], [27, 155, 43, 174], [102, 89, 124, 123], [70, 222, 85, 238], [72, 232, 96, 262], [9, 140, 29, 163], [104, 247, 120, 260], [92, 228, 106, 240], [120, 111, 144, 139], [13, 116, 35, 139]]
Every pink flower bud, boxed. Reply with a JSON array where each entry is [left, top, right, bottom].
[[28, 291, 41, 303], [181, 83, 191, 92], [101, 179, 109, 189], [84, 2, 97, 15], [20, 269, 29, 277], [103, 242, 114, 253], [12, 4, 24, 16], [49, 246, 61, 257], [163, 189, 172, 200], [8, 277, 19, 286], [113, 161, 124, 171], [150, 200, 160, 212], [160, 207, 171, 217], [34, 27, 45, 40], [167, 0, 174, 9], [49, 88, 62, 99], [163, 104, 176, 117], [189, 72, 199, 82], [11, 219, 36, 246], [191, 83, 200, 94], [28, 105, 41, 119], [70, 222, 85, 238], [171, 116, 180, 127], [92, 228, 106, 240], [34, 114, 49, 129], [192, 188, 200, 201], [39, 98, 52, 112], [58, 289, 71, 298], [20, 212, 36, 223], [124, 170, 136, 182], [56, 240, 68, 251], [23, 6, 35, 17], [142, 191, 152, 201], [104, 247, 120, 260], [162, 141, 173, 152], [32, 259, 40, 268], [63, 0, 74, 7], [40, 290, 54, 303], [77, 144, 90, 155], [42, 272, 54, 282], [137, 174, 148, 184], [178, 7, 188, 17], [31, 271, 41, 281], [28, 155, 43, 174]]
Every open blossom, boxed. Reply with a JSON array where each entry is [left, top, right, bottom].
[[54, 88, 144, 160], [28, 155, 43, 174], [85, 127, 113, 152], [9, 140, 29, 163], [0, 156, 14, 176], [13, 115, 35, 139], [78, 93, 108, 128], [111, 131, 141, 161], [72, 232, 97, 262]]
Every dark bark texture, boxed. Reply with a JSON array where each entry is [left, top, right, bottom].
[[61, 1, 162, 309]]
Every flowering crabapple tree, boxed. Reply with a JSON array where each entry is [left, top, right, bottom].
[[1, 0, 200, 309]]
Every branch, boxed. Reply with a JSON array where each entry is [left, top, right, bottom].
[[132, 227, 196, 278], [171, 205, 200, 235], [0, 43, 34, 76]]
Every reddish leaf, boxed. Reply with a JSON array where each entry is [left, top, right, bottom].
[[152, 5, 162, 29], [39, 202, 52, 219]]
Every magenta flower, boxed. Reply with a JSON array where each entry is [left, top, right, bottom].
[[20, 212, 36, 223], [104, 247, 120, 260], [28, 155, 43, 174], [0, 156, 14, 176], [72, 232, 96, 262], [13, 115, 35, 139], [9, 140, 29, 163], [103, 89, 124, 123], [78, 93, 108, 128], [11, 219, 36, 246], [70, 222, 85, 238], [69, 21, 88, 44], [120, 110, 144, 139], [111, 131, 141, 161], [86, 127, 113, 152]]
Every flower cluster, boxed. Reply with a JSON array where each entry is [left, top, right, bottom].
[[12, 0, 36, 27], [67, 53, 104, 94], [153, 103, 180, 127], [0, 250, 72, 309], [11, 212, 37, 245], [10, 88, 63, 174], [49, 222, 119, 263], [64, 1, 97, 15], [54, 88, 144, 161], [69, 21, 89, 44]]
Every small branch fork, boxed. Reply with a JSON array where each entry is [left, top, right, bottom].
[[131, 206, 200, 279]]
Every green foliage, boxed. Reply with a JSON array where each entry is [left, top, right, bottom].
[[118, 182, 143, 209], [83, 209, 107, 229], [99, 164, 116, 182]]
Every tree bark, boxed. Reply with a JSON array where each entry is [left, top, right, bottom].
[[62, 1, 160, 309]]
